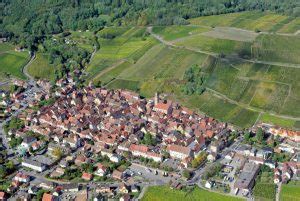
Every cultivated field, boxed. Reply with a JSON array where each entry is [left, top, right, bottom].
[[280, 184, 300, 201], [27, 53, 56, 80], [141, 186, 244, 201], [87, 27, 157, 79], [0, 43, 29, 79], [189, 11, 296, 33]]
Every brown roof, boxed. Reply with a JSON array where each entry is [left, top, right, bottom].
[[42, 193, 53, 201]]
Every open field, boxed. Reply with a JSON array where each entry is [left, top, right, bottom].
[[189, 11, 295, 33], [141, 186, 244, 201], [280, 184, 300, 201], [0, 44, 29, 79], [152, 26, 211, 41], [27, 53, 56, 80]]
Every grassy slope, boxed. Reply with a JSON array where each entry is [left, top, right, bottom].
[[27, 53, 56, 80], [280, 184, 300, 201], [141, 186, 244, 201], [0, 44, 29, 79]]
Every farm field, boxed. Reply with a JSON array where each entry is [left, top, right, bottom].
[[27, 53, 56, 80], [141, 186, 244, 201], [200, 58, 300, 117], [87, 27, 157, 80], [174, 34, 251, 55], [0, 44, 29, 79], [252, 34, 300, 64], [278, 18, 300, 33], [189, 11, 295, 33], [152, 26, 211, 41], [99, 38, 299, 127], [280, 183, 300, 201]]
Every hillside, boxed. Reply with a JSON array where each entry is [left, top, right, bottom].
[[88, 11, 300, 129]]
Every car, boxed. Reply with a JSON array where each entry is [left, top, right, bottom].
[[137, 171, 142, 175]]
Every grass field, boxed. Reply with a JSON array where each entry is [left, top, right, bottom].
[[280, 184, 300, 201], [253, 183, 276, 201], [0, 44, 29, 79], [189, 11, 294, 33], [141, 186, 244, 201], [27, 53, 56, 80], [0, 43, 14, 53]]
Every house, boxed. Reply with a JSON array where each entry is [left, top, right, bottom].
[[119, 183, 130, 194], [120, 194, 131, 201], [42, 193, 58, 201], [205, 181, 214, 189], [82, 172, 93, 181], [22, 159, 46, 172], [28, 186, 40, 195], [62, 183, 79, 192], [167, 144, 192, 160], [234, 162, 260, 190], [153, 102, 172, 114], [94, 163, 107, 177], [14, 172, 30, 183], [112, 170, 123, 180], [207, 152, 217, 162], [21, 136, 37, 149]]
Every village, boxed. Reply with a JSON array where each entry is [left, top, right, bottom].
[[0, 77, 299, 201]]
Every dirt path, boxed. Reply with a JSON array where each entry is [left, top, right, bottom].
[[22, 52, 36, 81]]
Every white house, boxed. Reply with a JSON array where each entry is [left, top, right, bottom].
[[22, 159, 46, 172]]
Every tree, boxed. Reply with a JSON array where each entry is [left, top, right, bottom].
[[244, 131, 251, 142], [52, 147, 63, 159], [182, 170, 192, 179], [256, 128, 264, 142]]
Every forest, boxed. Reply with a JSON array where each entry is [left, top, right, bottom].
[[1, 0, 299, 42]]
